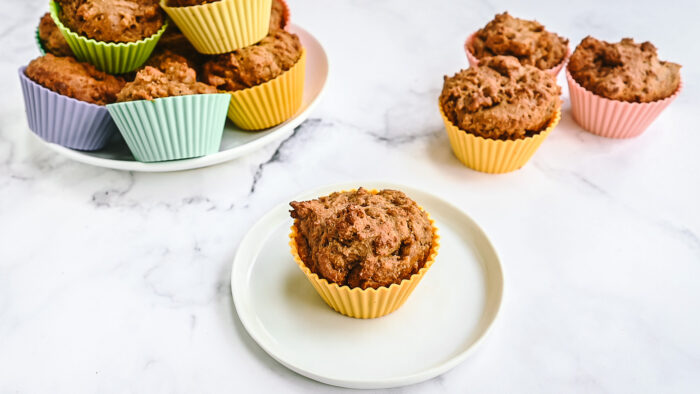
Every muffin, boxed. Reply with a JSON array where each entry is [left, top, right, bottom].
[[568, 37, 681, 103], [269, 0, 289, 30], [289, 188, 440, 318], [107, 62, 230, 162], [161, 0, 273, 54], [145, 49, 191, 70], [116, 63, 216, 102], [439, 56, 562, 173], [154, 25, 206, 71], [441, 56, 560, 140], [55, 0, 164, 43], [49, 0, 168, 73], [566, 36, 682, 138], [26, 54, 124, 105], [19, 54, 124, 150], [38, 12, 72, 56], [466, 12, 569, 75], [202, 29, 302, 91], [202, 29, 306, 130]]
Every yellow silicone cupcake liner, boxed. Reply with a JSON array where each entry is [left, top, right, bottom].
[[227, 49, 306, 130], [440, 105, 561, 174], [289, 192, 440, 319], [161, 0, 272, 54]]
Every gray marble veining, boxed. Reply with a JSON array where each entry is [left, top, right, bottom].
[[1, 0, 699, 392]]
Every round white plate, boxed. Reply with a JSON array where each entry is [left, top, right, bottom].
[[231, 182, 504, 389], [34, 24, 328, 172]]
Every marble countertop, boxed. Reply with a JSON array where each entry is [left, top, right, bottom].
[[2, 0, 699, 392]]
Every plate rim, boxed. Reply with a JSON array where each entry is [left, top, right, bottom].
[[34, 23, 329, 173], [230, 181, 505, 389]]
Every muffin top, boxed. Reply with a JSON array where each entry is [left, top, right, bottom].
[[116, 63, 217, 102], [202, 29, 302, 91], [440, 56, 561, 140], [154, 26, 206, 70], [568, 36, 681, 103], [146, 49, 195, 72], [38, 13, 73, 57], [290, 188, 434, 290], [270, 0, 287, 30], [25, 54, 125, 105], [167, 0, 220, 6], [56, 0, 164, 43], [471, 12, 568, 70]]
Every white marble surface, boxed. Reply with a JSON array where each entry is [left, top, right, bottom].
[[1, 0, 699, 392]]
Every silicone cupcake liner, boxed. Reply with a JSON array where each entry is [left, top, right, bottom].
[[464, 33, 569, 76], [566, 69, 682, 139], [49, 1, 167, 74], [226, 49, 306, 130], [36, 27, 46, 55], [18, 68, 117, 151], [289, 192, 440, 319], [161, 0, 272, 54], [106, 93, 231, 162], [440, 105, 561, 174]]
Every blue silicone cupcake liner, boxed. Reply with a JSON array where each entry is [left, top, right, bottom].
[[106, 93, 231, 162], [18, 67, 118, 151]]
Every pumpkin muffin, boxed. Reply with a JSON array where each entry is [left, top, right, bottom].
[[38, 12, 72, 56], [55, 0, 165, 43], [470, 12, 568, 70], [116, 62, 216, 102], [25, 54, 125, 105], [269, 0, 287, 30], [440, 55, 561, 140], [154, 26, 206, 69], [145, 49, 197, 73], [201, 29, 302, 91], [290, 188, 434, 290], [567, 36, 681, 103]]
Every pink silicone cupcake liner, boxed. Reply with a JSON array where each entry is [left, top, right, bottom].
[[566, 69, 682, 139], [464, 33, 569, 76], [18, 67, 117, 151]]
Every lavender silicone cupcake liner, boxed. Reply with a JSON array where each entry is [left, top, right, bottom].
[[18, 67, 117, 151]]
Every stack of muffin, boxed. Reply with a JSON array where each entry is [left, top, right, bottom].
[[441, 12, 682, 174], [22, 0, 305, 162]]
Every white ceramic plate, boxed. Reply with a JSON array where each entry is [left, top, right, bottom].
[[231, 182, 504, 389], [33, 24, 328, 172]]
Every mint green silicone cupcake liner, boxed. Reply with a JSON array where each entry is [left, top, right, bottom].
[[106, 93, 231, 162], [49, 1, 167, 74]]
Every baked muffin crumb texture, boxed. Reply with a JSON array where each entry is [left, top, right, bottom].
[[202, 29, 302, 91], [471, 12, 569, 70], [25, 54, 125, 105], [568, 36, 681, 103], [116, 63, 217, 102], [440, 55, 561, 140], [290, 188, 434, 290], [38, 12, 73, 57], [56, 0, 165, 43]]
